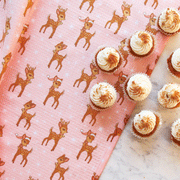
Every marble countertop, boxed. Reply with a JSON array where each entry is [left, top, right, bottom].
[[100, 34, 180, 180]]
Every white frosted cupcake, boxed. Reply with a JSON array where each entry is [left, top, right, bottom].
[[158, 8, 180, 35], [90, 82, 117, 109], [158, 83, 180, 109], [125, 73, 152, 101], [171, 119, 180, 147], [167, 48, 180, 78], [95, 47, 121, 73], [132, 110, 161, 138], [128, 31, 154, 57]]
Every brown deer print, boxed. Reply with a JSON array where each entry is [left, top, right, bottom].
[[43, 75, 64, 109], [39, 6, 67, 39], [0, 158, 5, 166], [114, 71, 128, 105], [0, 125, 5, 137], [28, 176, 39, 180], [79, 0, 96, 13], [144, 0, 158, 9], [0, 52, 12, 80], [73, 62, 99, 93], [75, 17, 96, 51], [118, 38, 129, 67], [0, 17, 11, 45], [18, 24, 31, 55], [24, 0, 34, 16], [146, 55, 159, 76], [8, 64, 36, 97], [144, 13, 158, 35], [124, 114, 130, 126], [92, 172, 100, 180], [0, 0, 6, 9], [0, 171, 5, 178], [50, 154, 69, 180], [16, 100, 36, 130], [107, 123, 122, 142], [82, 104, 100, 126], [77, 130, 97, 163], [12, 134, 33, 167], [48, 41, 67, 72], [42, 119, 70, 151], [104, 1, 132, 34]]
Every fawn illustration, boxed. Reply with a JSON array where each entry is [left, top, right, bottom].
[[43, 75, 64, 109], [77, 130, 97, 163], [118, 38, 129, 67], [39, 6, 67, 39], [0, 171, 5, 178], [114, 71, 128, 105], [48, 41, 67, 72], [24, 0, 34, 17], [144, 0, 158, 9], [0, 52, 12, 80], [12, 134, 33, 167], [82, 104, 100, 126], [92, 172, 100, 180], [0, 158, 5, 166], [107, 123, 122, 142], [28, 176, 39, 180], [50, 154, 69, 180], [124, 114, 130, 126], [105, 1, 132, 34], [144, 13, 158, 35], [79, 0, 96, 13], [146, 55, 159, 76], [42, 118, 70, 151], [18, 24, 31, 55], [75, 17, 96, 51], [17, 100, 36, 130], [0, 0, 6, 9], [0, 17, 11, 45], [8, 64, 36, 97], [0, 125, 5, 137], [73, 62, 99, 93]]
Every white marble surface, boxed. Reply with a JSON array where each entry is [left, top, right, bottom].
[[100, 34, 180, 180]]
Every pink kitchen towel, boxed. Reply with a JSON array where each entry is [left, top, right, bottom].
[[0, 0, 179, 180]]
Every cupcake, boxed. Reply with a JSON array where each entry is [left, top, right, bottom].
[[125, 73, 152, 101], [90, 82, 117, 109], [158, 83, 180, 109], [171, 119, 180, 146], [132, 110, 161, 138], [167, 48, 180, 78], [128, 31, 154, 57], [158, 8, 180, 35], [95, 47, 121, 73]]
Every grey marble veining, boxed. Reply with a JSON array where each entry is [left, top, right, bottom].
[[100, 34, 180, 180]]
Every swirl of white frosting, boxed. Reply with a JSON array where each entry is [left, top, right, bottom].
[[130, 31, 153, 55], [134, 110, 156, 135], [171, 48, 180, 72], [159, 8, 180, 33], [158, 83, 180, 108], [127, 74, 152, 101], [171, 119, 180, 141], [90, 82, 117, 108], [97, 47, 120, 71]]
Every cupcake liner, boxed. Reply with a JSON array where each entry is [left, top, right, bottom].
[[123, 72, 152, 102], [127, 31, 156, 59], [170, 120, 180, 149], [94, 46, 122, 75], [131, 110, 162, 140], [157, 12, 180, 36], [167, 53, 180, 79], [89, 81, 117, 111]]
